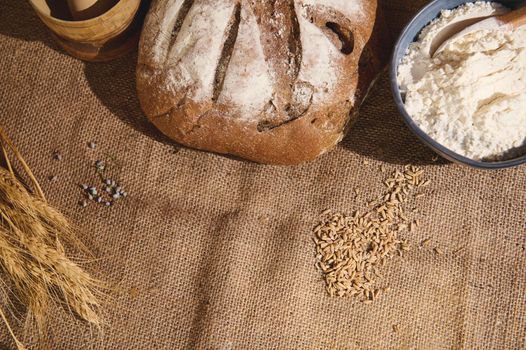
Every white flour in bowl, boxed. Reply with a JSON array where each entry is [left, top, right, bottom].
[[398, 1, 526, 161]]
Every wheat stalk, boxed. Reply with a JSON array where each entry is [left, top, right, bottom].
[[0, 124, 104, 349]]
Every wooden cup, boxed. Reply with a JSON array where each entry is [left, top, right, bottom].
[[28, 0, 144, 62]]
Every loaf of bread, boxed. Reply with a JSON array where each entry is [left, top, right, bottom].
[[137, 0, 388, 164]]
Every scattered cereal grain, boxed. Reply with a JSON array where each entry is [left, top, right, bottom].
[[314, 166, 427, 302], [321, 209, 331, 216], [421, 238, 431, 247]]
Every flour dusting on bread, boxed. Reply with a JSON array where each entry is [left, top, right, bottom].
[[218, 5, 274, 117], [296, 4, 340, 106], [167, 1, 236, 101]]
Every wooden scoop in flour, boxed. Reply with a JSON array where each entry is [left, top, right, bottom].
[[431, 6, 526, 56], [66, 0, 117, 20]]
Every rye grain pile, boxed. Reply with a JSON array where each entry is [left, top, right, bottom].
[[314, 166, 428, 303]]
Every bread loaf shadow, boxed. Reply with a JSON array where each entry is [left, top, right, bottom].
[[83, 53, 177, 147]]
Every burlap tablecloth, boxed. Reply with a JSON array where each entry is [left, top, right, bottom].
[[0, 1, 525, 349]]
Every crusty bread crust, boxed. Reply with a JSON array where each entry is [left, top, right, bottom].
[[137, 0, 388, 164]]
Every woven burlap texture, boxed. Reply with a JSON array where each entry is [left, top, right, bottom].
[[0, 1, 525, 349]]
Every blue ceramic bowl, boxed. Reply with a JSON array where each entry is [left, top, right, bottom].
[[390, 0, 526, 169]]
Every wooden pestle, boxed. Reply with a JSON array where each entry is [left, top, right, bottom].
[[66, 0, 117, 21]]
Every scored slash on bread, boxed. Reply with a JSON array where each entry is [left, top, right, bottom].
[[137, 0, 389, 164]]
